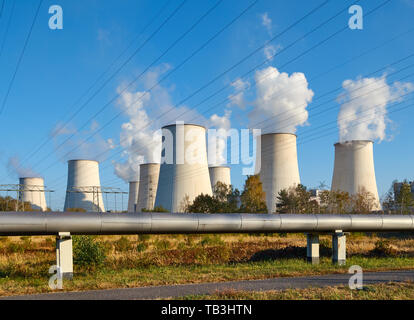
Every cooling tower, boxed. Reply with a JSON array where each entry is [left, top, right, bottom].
[[331, 140, 381, 210], [154, 124, 212, 212], [258, 133, 301, 214], [19, 177, 47, 211], [127, 181, 139, 212], [136, 163, 160, 212], [64, 160, 105, 212], [209, 166, 231, 190]]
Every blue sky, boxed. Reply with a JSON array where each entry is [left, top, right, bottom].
[[0, 0, 413, 210]]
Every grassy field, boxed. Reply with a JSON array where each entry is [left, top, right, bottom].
[[176, 282, 414, 300], [0, 233, 413, 297]]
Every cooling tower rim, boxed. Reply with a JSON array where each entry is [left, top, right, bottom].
[[261, 132, 297, 138], [334, 140, 374, 147], [209, 165, 231, 169], [128, 180, 139, 184], [19, 176, 44, 180], [67, 159, 99, 163], [162, 123, 206, 130], [140, 162, 161, 166]]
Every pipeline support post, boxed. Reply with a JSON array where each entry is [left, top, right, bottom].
[[56, 232, 73, 280], [306, 233, 320, 264], [332, 230, 346, 265]]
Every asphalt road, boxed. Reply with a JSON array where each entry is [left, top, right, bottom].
[[2, 270, 414, 300]]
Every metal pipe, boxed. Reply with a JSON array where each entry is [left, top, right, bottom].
[[0, 212, 413, 236]]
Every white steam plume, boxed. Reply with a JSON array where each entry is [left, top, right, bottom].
[[249, 66, 314, 134], [113, 64, 207, 182], [7, 156, 39, 178], [337, 75, 414, 142]]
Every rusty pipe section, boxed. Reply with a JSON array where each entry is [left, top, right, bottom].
[[0, 212, 413, 236]]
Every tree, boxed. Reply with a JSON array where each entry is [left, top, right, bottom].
[[240, 175, 267, 213], [276, 184, 319, 214], [352, 187, 377, 214], [187, 182, 240, 213], [396, 181, 414, 214]]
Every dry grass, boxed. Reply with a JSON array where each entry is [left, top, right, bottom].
[[178, 282, 414, 300], [0, 233, 414, 297]]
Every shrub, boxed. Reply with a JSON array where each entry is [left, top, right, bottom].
[[73, 236, 106, 268], [154, 239, 171, 251], [371, 240, 398, 257], [138, 234, 150, 242], [200, 235, 224, 247], [136, 242, 148, 253], [6, 242, 24, 253], [114, 237, 133, 252], [44, 237, 54, 247]]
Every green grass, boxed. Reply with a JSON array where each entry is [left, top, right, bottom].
[[176, 282, 414, 300], [1, 256, 414, 297]]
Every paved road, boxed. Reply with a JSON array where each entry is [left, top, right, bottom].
[[2, 270, 414, 300]]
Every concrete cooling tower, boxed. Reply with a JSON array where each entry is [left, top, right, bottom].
[[64, 160, 105, 212], [331, 140, 381, 210], [127, 181, 139, 212], [258, 133, 301, 214], [154, 124, 212, 212], [137, 163, 160, 212], [209, 166, 231, 190], [19, 177, 47, 211]]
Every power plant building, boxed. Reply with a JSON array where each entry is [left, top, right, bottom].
[[64, 160, 105, 212], [154, 124, 212, 212], [19, 177, 48, 211], [127, 181, 139, 212], [209, 166, 231, 190], [258, 133, 301, 214], [331, 140, 381, 210], [137, 163, 160, 212]]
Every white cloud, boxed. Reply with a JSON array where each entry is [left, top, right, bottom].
[[228, 78, 250, 109], [261, 12, 272, 35], [263, 44, 281, 61], [337, 75, 414, 142], [249, 66, 314, 134], [208, 109, 232, 165], [113, 65, 207, 182]]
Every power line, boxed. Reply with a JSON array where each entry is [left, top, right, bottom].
[[28, 0, 259, 174], [0, 0, 15, 60], [0, 0, 43, 115], [39, 0, 331, 178], [14, 0, 173, 171]]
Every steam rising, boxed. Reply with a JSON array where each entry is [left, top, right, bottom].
[[7, 156, 39, 178], [249, 66, 314, 134], [337, 75, 414, 142]]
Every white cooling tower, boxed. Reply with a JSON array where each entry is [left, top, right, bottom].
[[19, 177, 47, 211], [137, 163, 160, 212], [258, 133, 301, 214], [64, 160, 105, 212], [331, 140, 381, 210], [209, 166, 231, 190], [127, 181, 139, 212], [154, 124, 212, 212]]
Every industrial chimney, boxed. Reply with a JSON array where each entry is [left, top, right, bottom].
[[19, 177, 47, 211], [154, 123, 212, 212], [137, 163, 160, 212], [64, 160, 105, 212], [127, 181, 139, 212], [209, 166, 231, 190], [331, 140, 381, 210], [258, 133, 301, 214]]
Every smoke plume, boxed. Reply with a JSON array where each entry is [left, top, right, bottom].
[[249, 66, 314, 134], [337, 75, 414, 142], [7, 156, 39, 178]]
